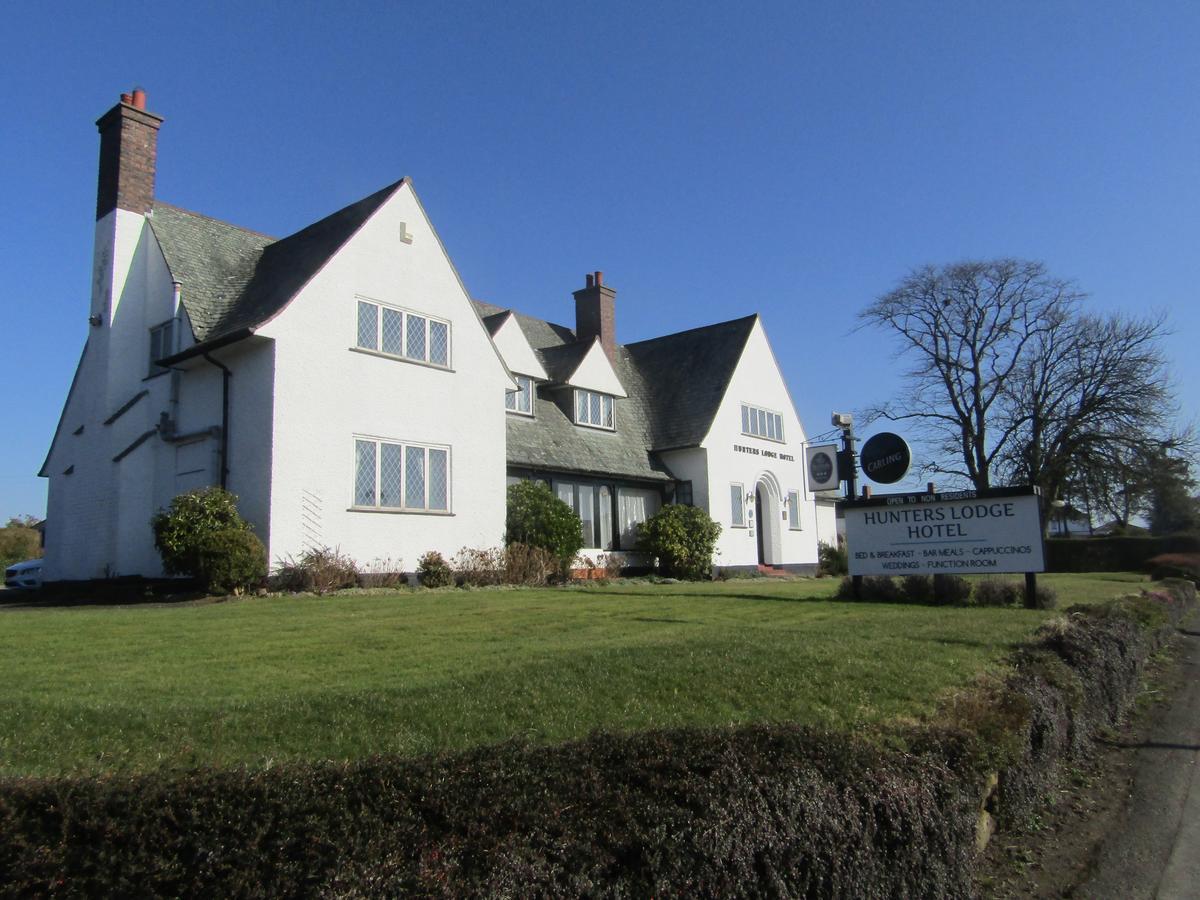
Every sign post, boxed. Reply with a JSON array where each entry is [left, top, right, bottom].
[[842, 486, 1046, 606]]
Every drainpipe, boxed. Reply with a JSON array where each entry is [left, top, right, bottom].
[[202, 352, 231, 489]]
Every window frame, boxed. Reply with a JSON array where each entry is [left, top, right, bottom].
[[787, 490, 802, 530], [353, 296, 452, 369], [505, 374, 535, 416], [730, 482, 746, 528], [148, 318, 177, 376], [740, 403, 785, 443], [351, 435, 452, 514], [573, 388, 616, 430]]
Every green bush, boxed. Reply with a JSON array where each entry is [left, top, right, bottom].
[[193, 529, 266, 595], [901, 574, 934, 603], [151, 488, 254, 579], [818, 541, 848, 576], [637, 504, 722, 580], [931, 574, 972, 606], [972, 579, 1022, 608], [505, 481, 584, 568], [417, 551, 455, 588], [272, 547, 360, 594]]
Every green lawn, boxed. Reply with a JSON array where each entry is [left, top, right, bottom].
[[0, 573, 1147, 777]]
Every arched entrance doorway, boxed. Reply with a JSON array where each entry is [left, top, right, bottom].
[[753, 475, 781, 566]]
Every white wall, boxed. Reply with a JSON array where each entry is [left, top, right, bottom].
[[258, 183, 510, 571], [699, 318, 819, 569]]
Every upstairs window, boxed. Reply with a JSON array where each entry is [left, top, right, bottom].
[[148, 319, 177, 375], [574, 389, 615, 430], [505, 375, 534, 415], [356, 299, 450, 367], [741, 403, 784, 442]]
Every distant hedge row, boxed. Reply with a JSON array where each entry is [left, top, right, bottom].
[[1045, 533, 1200, 572], [0, 582, 1193, 897]]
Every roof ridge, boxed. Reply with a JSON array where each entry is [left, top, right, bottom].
[[150, 201, 277, 242], [622, 313, 758, 349]]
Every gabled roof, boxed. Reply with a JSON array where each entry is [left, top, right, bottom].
[[624, 315, 757, 450], [151, 179, 405, 345], [475, 296, 758, 477]]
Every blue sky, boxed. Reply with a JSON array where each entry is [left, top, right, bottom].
[[2, 1, 1197, 520]]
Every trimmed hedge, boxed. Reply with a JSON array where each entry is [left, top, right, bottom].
[[0, 728, 980, 898], [0, 582, 1193, 897], [1045, 533, 1200, 572]]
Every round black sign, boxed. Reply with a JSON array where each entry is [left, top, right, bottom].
[[809, 451, 835, 485], [860, 432, 911, 484]]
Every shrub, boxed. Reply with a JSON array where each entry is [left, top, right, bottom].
[[272, 547, 359, 595], [417, 551, 455, 588], [503, 542, 558, 585], [193, 528, 266, 595], [835, 575, 902, 602], [151, 487, 254, 579], [1146, 552, 1200, 584], [817, 541, 848, 576], [973, 578, 1023, 608], [1030, 584, 1058, 610], [901, 574, 934, 603], [453, 546, 504, 587], [931, 574, 972, 606], [505, 481, 584, 568], [637, 504, 722, 580], [358, 558, 406, 589]]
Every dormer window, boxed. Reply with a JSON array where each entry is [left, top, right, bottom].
[[506, 374, 534, 415], [575, 389, 614, 430]]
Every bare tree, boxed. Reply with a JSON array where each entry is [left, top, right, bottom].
[[996, 311, 1178, 507], [861, 260, 1180, 509], [859, 259, 1079, 489]]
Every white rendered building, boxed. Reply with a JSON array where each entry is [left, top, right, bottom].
[[41, 91, 825, 581]]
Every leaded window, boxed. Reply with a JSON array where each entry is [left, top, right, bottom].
[[731, 483, 746, 527], [355, 299, 450, 367], [505, 375, 534, 414], [353, 437, 450, 512], [574, 389, 616, 430]]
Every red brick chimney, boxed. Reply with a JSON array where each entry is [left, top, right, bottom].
[[95, 88, 163, 220], [573, 271, 617, 362]]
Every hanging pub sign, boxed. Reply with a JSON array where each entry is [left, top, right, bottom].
[[843, 486, 1045, 576], [805, 443, 841, 492], [860, 432, 911, 484]]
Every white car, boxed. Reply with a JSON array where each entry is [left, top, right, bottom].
[[4, 559, 43, 590]]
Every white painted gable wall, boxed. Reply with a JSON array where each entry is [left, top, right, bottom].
[[699, 318, 819, 569], [256, 183, 510, 570]]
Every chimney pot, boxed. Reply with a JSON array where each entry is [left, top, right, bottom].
[[131, 88, 146, 109], [595, 270, 603, 286], [585, 273, 594, 288], [120, 92, 132, 105]]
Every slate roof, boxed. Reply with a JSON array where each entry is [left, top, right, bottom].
[[150, 179, 405, 345], [473, 299, 757, 480]]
